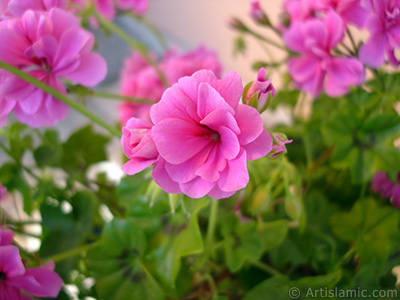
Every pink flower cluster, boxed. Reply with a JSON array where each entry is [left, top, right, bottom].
[[0, 228, 63, 299], [283, 11, 364, 98], [119, 46, 223, 124], [372, 171, 400, 207], [121, 70, 273, 199], [276, 0, 400, 97], [0, 6, 107, 127]]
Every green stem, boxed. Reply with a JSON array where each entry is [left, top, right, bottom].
[[44, 243, 96, 264], [206, 198, 219, 254], [89, 90, 154, 104], [0, 60, 121, 138], [247, 29, 288, 52], [347, 28, 357, 55], [95, 12, 169, 87], [249, 259, 281, 276]]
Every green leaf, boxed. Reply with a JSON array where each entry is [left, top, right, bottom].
[[257, 220, 289, 251], [330, 198, 399, 263], [61, 125, 110, 176], [221, 213, 262, 272], [33, 129, 61, 167], [87, 219, 165, 300]]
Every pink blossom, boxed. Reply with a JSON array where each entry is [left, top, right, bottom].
[[1, 0, 66, 19], [283, 11, 364, 98], [359, 0, 400, 68], [116, 0, 149, 15], [281, 0, 368, 30], [0, 8, 107, 127], [119, 46, 223, 124], [269, 133, 293, 158], [0, 246, 63, 299], [371, 171, 395, 198], [244, 67, 275, 112], [121, 118, 158, 175], [146, 70, 273, 199], [392, 185, 400, 207], [68, 0, 115, 21]]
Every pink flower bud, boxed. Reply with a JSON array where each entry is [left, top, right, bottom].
[[244, 67, 276, 113], [250, 1, 270, 25], [269, 133, 292, 158]]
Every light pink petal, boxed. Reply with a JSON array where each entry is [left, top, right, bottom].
[[195, 144, 226, 182], [165, 145, 213, 183], [235, 104, 264, 145], [152, 118, 211, 164], [207, 186, 235, 199], [9, 264, 63, 298], [0, 246, 25, 278], [0, 74, 36, 101], [95, 0, 115, 20], [31, 35, 58, 65], [283, 22, 306, 52], [324, 11, 344, 49], [218, 149, 249, 192], [152, 158, 181, 194], [325, 57, 364, 97], [192, 70, 243, 110], [218, 126, 240, 160], [18, 88, 44, 115], [287, 55, 319, 82], [180, 176, 216, 199], [386, 46, 400, 67], [54, 27, 92, 63], [243, 129, 273, 160], [0, 28, 30, 65], [0, 285, 29, 300], [150, 86, 199, 124], [359, 33, 387, 68], [197, 82, 234, 119], [302, 19, 328, 51], [61, 53, 107, 86], [0, 98, 16, 116], [49, 8, 80, 38], [121, 158, 156, 175], [200, 108, 240, 134]]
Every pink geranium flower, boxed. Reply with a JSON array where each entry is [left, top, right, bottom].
[[0, 0, 66, 19], [116, 0, 149, 15], [0, 8, 107, 127], [281, 0, 367, 28], [0, 246, 63, 299], [121, 70, 273, 199], [0, 229, 13, 246], [283, 11, 364, 98], [359, 0, 400, 68], [119, 46, 223, 124]]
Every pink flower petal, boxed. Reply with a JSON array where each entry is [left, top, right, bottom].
[[359, 33, 387, 68], [0, 246, 25, 278], [152, 158, 181, 194], [219, 126, 240, 160], [0, 229, 14, 246], [152, 118, 211, 164], [218, 150, 249, 192], [235, 104, 264, 145], [195, 144, 226, 182], [61, 53, 107, 86], [207, 185, 235, 199], [197, 82, 234, 119], [243, 129, 273, 160], [200, 108, 240, 134], [121, 158, 156, 175], [180, 176, 216, 199]]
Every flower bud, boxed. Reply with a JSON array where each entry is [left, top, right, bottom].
[[268, 133, 292, 158], [244, 67, 276, 113], [250, 1, 271, 26], [227, 17, 249, 33]]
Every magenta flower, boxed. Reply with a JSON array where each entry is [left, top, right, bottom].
[[244, 67, 275, 112], [283, 11, 364, 98], [0, 8, 107, 127], [371, 171, 395, 198], [147, 70, 273, 199], [121, 118, 158, 175], [359, 0, 400, 68], [0, 246, 63, 299], [392, 185, 400, 208], [119, 46, 223, 124]]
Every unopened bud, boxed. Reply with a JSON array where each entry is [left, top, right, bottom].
[[250, 1, 271, 26], [243, 67, 275, 113]]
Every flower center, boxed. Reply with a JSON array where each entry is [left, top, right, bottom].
[[0, 272, 6, 282]]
